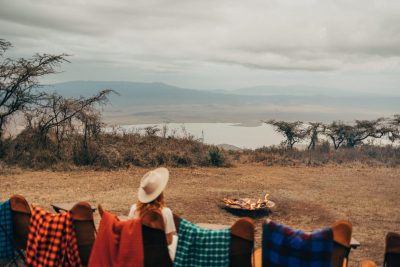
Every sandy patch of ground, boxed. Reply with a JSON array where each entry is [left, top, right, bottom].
[[1, 164, 399, 265]]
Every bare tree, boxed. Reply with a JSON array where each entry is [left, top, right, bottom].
[[0, 39, 68, 140], [27, 90, 111, 150], [77, 107, 104, 155], [265, 120, 305, 149], [305, 122, 325, 150]]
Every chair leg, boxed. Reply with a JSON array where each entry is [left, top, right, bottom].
[[5, 248, 26, 267], [4, 257, 19, 267]]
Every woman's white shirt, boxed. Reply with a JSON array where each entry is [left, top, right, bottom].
[[127, 204, 177, 234]]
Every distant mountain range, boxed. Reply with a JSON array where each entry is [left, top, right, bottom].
[[227, 85, 387, 97], [45, 81, 400, 124]]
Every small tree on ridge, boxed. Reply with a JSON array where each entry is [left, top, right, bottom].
[[265, 120, 305, 149]]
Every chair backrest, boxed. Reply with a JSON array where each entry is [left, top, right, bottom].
[[141, 210, 172, 267], [384, 232, 400, 267], [173, 215, 255, 267], [331, 220, 353, 267], [256, 219, 352, 267], [70, 202, 96, 266], [229, 217, 255, 267], [98, 205, 172, 267], [9, 194, 31, 251]]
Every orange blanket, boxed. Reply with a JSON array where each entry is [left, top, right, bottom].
[[88, 211, 144, 267], [26, 207, 81, 267]]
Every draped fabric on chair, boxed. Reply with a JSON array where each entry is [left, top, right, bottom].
[[0, 200, 14, 260]]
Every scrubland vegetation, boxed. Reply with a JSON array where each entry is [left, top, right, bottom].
[[1, 39, 399, 170]]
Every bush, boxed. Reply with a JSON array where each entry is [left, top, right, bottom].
[[73, 142, 98, 166], [1, 127, 232, 169], [208, 147, 222, 166]]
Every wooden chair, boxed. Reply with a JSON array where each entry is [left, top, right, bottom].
[[98, 205, 173, 267], [70, 202, 96, 266], [9, 195, 31, 254], [173, 215, 255, 267], [331, 220, 353, 267], [254, 220, 352, 267], [10, 196, 96, 266], [359, 232, 400, 267], [384, 232, 400, 267], [229, 217, 255, 267], [141, 210, 172, 267]]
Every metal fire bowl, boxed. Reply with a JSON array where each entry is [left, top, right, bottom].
[[222, 200, 276, 218]]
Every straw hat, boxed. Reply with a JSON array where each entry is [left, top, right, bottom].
[[138, 167, 169, 203]]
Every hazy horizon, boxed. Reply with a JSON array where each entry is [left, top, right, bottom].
[[43, 81, 400, 125], [47, 79, 400, 96]]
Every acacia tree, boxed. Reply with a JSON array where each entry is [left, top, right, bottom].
[[266, 120, 305, 149], [0, 39, 67, 141], [344, 118, 389, 147], [324, 121, 348, 150], [325, 118, 390, 149], [305, 122, 325, 150]]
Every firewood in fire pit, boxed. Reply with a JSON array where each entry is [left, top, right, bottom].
[[222, 193, 275, 211]]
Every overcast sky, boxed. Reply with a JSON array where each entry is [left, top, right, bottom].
[[1, 0, 400, 94]]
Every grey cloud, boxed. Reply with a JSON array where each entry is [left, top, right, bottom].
[[0, 2, 102, 35], [0, 0, 400, 82], [211, 58, 337, 72]]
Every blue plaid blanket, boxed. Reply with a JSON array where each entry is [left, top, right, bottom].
[[0, 200, 14, 260], [173, 218, 231, 267], [262, 221, 333, 267]]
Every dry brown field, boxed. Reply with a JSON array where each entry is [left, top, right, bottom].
[[1, 164, 399, 266]]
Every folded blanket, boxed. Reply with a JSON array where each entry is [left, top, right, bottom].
[[0, 200, 14, 260], [262, 221, 333, 267], [173, 218, 231, 267], [26, 207, 81, 267], [88, 211, 143, 267]]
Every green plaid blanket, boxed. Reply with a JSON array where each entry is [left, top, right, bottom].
[[173, 218, 231, 267]]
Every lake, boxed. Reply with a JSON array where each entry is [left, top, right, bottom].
[[119, 123, 284, 149]]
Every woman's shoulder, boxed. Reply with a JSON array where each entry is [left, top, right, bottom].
[[128, 204, 137, 218], [161, 206, 173, 216]]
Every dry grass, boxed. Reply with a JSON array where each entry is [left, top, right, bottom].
[[1, 164, 399, 265]]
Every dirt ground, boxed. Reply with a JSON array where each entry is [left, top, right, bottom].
[[1, 164, 399, 266]]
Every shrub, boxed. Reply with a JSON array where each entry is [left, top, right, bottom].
[[207, 147, 221, 166]]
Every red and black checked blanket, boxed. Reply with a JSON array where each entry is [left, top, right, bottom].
[[26, 207, 82, 267]]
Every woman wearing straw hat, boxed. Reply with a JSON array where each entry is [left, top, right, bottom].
[[128, 167, 178, 260]]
